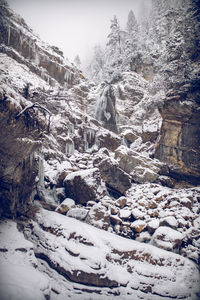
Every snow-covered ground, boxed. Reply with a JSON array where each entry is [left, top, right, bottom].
[[1, 211, 200, 300]]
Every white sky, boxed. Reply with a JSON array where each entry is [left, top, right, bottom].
[[7, 0, 151, 66]]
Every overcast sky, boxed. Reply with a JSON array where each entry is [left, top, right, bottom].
[[7, 0, 151, 66]]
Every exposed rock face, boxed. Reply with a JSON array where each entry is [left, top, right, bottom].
[[0, 3, 80, 87], [0, 87, 44, 216], [155, 95, 200, 182], [153, 0, 200, 183]]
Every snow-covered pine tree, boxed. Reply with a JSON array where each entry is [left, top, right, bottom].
[[86, 44, 105, 83], [123, 10, 139, 72], [126, 10, 138, 38], [74, 54, 81, 69], [104, 15, 122, 80]]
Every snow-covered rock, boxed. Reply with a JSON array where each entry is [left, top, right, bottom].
[[115, 145, 166, 183], [152, 226, 184, 252], [64, 168, 106, 204], [24, 209, 200, 299], [131, 220, 147, 233], [55, 198, 75, 214], [98, 157, 131, 195], [0, 220, 51, 300]]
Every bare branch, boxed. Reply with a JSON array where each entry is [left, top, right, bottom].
[[16, 102, 51, 132]]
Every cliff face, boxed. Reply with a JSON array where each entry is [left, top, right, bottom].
[[0, 84, 46, 216], [155, 84, 200, 182], [0, 3, 81, 88], [154, 0, 200, 182]]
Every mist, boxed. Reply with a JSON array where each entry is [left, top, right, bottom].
[[7, 0, 152, 66]]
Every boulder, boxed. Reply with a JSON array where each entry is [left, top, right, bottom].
[[131, 220, 147, 233], [132, 208, 145, 220], [135, 231, 151, 243], [119, 209, 132, 220], [98, 157, 131, 195], [64, 168, 106, 204], [115, 196, 127, 209], [96, 130, 121, 152], [152, 226, 184, 251], [160, 216, 178, 230], [55, 198, 75, 214], [67, 207, 88, 221], [147, 219, 160, 234], [115, 145, 163, 183], [87, 203, 110, 230]]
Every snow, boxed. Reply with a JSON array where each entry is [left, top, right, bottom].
[[25, 209, 200, 299], [119, 209, 131, 219], [0, 220, 51, 300], [0, 263, 50, 300], [67, 207, 88, 220]]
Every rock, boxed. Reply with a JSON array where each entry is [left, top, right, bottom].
[[96, 130, 121, 152], [141, 129, 159, 143], [87, 203, 110, 230], [115, 196, 127, 209], [26, 209, 200, 298], [55, 198, 75, 214], [0, 4, 80, 88], [147, 219, 160, 234], [114, 145, 162, 183], [110, 215, 122, 225], [67, 207, 88, 221], [180, 197, 192, 209], [160, 216, 178, 229], [152, 226, 184, 251], [119, 209, 132, 220], [132, 208, 145, 220], [98, 157, 131, 195], [131, 220, 147, 233], [55, 187, 66, 202], [0, 91, 43, 216], [159, 175, 176, 188], [155, 97, 200, 183], [135, 231, 151, 243], [110, 205, 119, 215], [121, 129, 138, 146], [64, 168, 106, 204]]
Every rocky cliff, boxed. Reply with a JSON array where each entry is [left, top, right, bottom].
[[0, 2, 81, 88], [0, 1, 200, 299]]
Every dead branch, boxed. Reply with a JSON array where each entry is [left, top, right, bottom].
[[16, 102, 51, 133]]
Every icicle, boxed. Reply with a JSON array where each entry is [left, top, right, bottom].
[[83, 130, 89, 152], [35, 50, 40, 66], [7, 25, 10, 45], [65, 138, 74, 155], [84, 127, 96, 151], [38, 152, 44, 187], [121, 136, 128, 147], [68, 123, 74, 135]]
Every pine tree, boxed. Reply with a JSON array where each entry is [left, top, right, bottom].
[[123, 10, 139, 72], [104, 15, 123, 80], [126, 10, 138, 37], [74, 55, 81, 69], [86, 44, 105, 83]]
